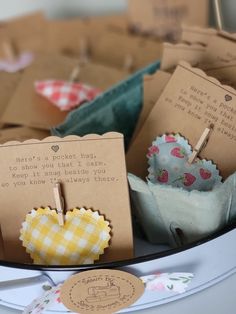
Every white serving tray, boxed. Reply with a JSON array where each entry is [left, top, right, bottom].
[[0, 224, 235, 312]]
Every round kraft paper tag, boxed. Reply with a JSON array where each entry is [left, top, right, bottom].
[[60, 269, 145, 314]]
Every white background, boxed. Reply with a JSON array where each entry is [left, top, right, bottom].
[[0, 0, 127, 20]]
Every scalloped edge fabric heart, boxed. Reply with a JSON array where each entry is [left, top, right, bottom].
[[20, 207, 111, 265], [35, 80, 101, 111], [147, 134, 222, 191]]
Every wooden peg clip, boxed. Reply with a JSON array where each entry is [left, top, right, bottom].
[[188, 124, 214, 164], [123, 53, 134, 72], [53, 182, 65, 226], [69, 65, 80, 82], [2, 40, 17, 62]]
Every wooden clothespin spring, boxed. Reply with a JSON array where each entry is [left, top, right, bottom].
[[188, 124, 214, 164], [53, 182, 65, 226]]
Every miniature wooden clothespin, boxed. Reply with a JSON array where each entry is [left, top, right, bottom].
[[213, 0, 223, 31], [124, 53, 134, 72], [188, 124, 214, 164], [69, 38, 89, 82], [53, 182, 65, 226], [2, 40, 17, 62], [69, 65, 80, 82]]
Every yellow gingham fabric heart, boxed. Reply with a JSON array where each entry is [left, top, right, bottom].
[[20, 207, 111, 265]]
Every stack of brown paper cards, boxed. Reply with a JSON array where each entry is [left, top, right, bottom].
[[0, 9, 166, 263], [0, 10, 165, 143]]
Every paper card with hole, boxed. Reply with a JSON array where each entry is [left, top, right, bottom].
[[1, 54, 128, 130], [181, 26, 217, 46], [127, 62, 236, 179], [161, 43, 206, 71], [0, 133, 133, 263], [128, 0, 208, 40]]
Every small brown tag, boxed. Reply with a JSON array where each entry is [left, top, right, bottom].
[[60, 269, 145, 314]]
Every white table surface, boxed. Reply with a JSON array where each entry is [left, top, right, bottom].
[[0, 272, 235, 314]]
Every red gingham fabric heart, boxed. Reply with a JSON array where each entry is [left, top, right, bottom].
[[35, 80, 101, 111]]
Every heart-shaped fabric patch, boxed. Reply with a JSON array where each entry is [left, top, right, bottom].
[[147, 134, 222, 191], [20, 207, 111, 265], [0, 52, 34, 73], [35, 80, 101, 111]]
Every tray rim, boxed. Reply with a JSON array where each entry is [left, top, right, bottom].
[[0, 222, 235, 271]]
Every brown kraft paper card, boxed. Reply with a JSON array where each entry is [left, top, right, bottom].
[[1, 54, 128, 130], [0, 127, 50, 143], [46, 16, 129, 59], [0, 72, 21, 128], [181, 25, 217, 46], [127, 62, 236, 179], [161, 43, 206, 71], [83, 14, 129, 34], [0, 133, 133, 263], [132, 70, 171, 140], [128, 0, 209, 40], [0, 12, 47, 57], [45, 19, 87, 57], [203, 32, 236, 64], [203, 61, 236, 89], [90, 31, 163, 71]]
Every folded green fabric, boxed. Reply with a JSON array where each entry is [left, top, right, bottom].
[[52, 61, 160, 148]]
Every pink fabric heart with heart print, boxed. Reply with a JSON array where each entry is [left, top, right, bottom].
[[147, 134, 222, 191]]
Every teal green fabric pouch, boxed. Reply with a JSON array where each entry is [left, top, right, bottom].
[[52, 61, 160, 147]]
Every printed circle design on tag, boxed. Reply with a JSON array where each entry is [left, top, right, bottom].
[[60, 269, 145, 314]]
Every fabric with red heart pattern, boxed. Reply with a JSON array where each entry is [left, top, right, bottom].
[[147, 134, 222, 191]]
